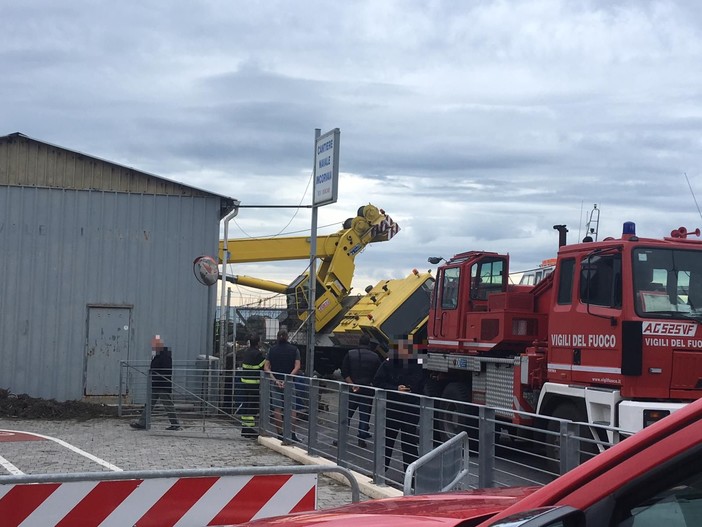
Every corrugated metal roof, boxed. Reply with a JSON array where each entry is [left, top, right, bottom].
[[0, 132, 238, 218]]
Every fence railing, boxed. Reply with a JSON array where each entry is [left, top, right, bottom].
[[119, 359, 241, 433], [405, 431, 470, 495], [119, 362, 617, 493]]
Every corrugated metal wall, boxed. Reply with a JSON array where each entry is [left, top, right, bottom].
[[0, 186, 221, 400], [0, 137, 227, 401]]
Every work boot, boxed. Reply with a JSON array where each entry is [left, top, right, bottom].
[[130, 422, 145, 430], [241, 427, 258, 439], [358, 439, 367, 448]]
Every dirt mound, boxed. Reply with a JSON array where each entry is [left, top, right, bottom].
[[0, 388, 118, 420]]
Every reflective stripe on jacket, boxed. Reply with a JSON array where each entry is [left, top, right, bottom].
[[241, 347, 266, 384], [241, 359, 265, 384]]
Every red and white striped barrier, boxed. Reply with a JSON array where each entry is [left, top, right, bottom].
[[0, 473, 317, 527]]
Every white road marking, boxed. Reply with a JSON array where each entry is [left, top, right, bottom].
[[0, 429, 122, 473], [0, 454, 24, 475]]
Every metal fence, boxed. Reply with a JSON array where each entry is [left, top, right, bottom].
[[118, 359, 246, 435], [405, 431, 470, 495], [118, 362, 617, 493]]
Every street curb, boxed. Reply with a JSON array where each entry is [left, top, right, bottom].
[[258, 436, 403, 500]]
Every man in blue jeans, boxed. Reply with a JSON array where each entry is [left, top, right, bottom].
[[339, 334, 381, 448]]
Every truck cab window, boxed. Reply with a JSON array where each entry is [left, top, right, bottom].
[[440, 267, 460, 309], [471, 258, 506, 300], [580, 254, 622, 308], [633, 248, 702, 317], [557, 258, 575, 305]]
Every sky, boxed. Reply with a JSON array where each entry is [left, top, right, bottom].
[[4, 0, 702, 305]]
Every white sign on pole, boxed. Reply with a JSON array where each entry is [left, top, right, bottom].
[[313, 128, 340, 206]]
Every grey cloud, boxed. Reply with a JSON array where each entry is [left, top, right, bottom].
[[4, 0, 702, 295]]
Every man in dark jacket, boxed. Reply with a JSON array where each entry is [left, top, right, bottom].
[[131, 335, 181, 430], [264, 329, 301, 442], [239, 333, 265, 438], [373, 337, 425, 472], [339, 334, 381, 447]]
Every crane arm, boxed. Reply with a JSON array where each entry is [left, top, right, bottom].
[[218, 204, 399, 264], [218, 204, 400, 333], [222, 275, 288, 294], [219, 233, 345, 263]]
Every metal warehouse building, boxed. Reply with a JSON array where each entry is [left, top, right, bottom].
[[0, 133, 237, 401]]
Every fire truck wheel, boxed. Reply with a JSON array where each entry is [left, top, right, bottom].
[[435, 382, 477, 445], [544, 402, 597, 477]]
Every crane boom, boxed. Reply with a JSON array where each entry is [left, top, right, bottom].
[[218, 204, 400, 333], [223, 275, 288, 294], [220, 234, 346, 263], [219, 204, 398, 262]]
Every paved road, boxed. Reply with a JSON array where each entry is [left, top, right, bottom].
[[0, 416, 379, 511]]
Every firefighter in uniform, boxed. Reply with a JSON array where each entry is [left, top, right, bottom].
[[239, 334, 266, 438]]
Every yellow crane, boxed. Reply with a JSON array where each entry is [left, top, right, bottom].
[[218, 204, 400, 333], [219, 204, 436, 374], [330, 269, 434, 354]]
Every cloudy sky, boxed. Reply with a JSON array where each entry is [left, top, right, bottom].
[[4, 1, 702, 302]]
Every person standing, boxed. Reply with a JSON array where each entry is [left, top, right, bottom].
[[339, 334, 381, 448], [264, 328, 301, 442], [239, 333, 265, 438], [373, 337, 425, 472], [131, 335, 181, 431]]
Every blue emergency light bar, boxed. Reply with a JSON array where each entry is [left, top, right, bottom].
[[623, 222, 636, 236]]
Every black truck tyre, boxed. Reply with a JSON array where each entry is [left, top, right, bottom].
[[544, 401, 598, 476]]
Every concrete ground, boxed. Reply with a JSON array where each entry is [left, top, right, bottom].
[[0, 416, 401, 510]]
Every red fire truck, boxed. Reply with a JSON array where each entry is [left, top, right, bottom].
[[424, 222, 702, 442]]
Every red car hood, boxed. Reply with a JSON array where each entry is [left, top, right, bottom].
[[234, 487, 538, 527]]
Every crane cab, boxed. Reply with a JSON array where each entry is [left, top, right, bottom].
[[428, 251, 547, 355]]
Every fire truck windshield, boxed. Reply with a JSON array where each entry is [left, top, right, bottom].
[[633, 247, 702, 319]]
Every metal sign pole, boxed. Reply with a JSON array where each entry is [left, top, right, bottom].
[[306, 128, 321, 377]]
